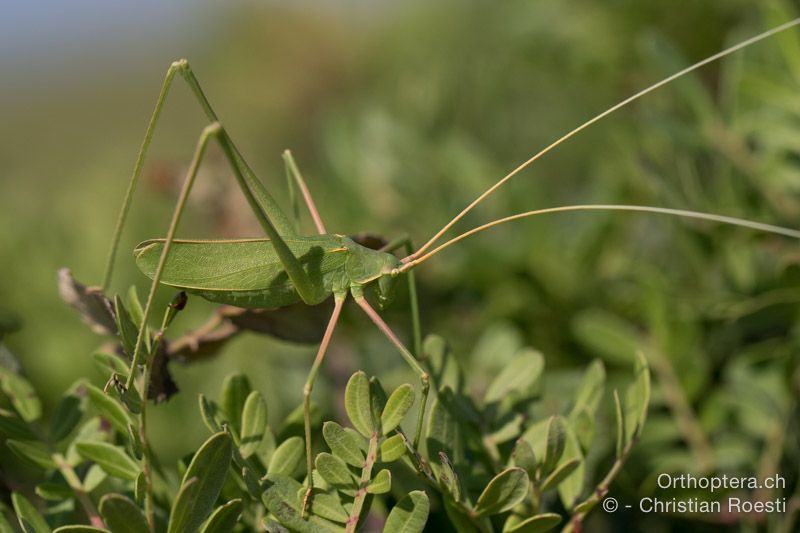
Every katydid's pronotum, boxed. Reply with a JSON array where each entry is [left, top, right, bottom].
[[98, 18, 800, 519]]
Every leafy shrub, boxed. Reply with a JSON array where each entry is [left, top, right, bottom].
[[0, 282, 650, 532]]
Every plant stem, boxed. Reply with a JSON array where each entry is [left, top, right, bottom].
[[562, 436, 639, 533], [137, 372, 156, 531], [649, 350, 714, 472], [346, 431, 379, 533], [53, 453, 105, 529]]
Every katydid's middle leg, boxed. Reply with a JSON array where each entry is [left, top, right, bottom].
[[377, 236, 427, 446], [301, 294, 346, 516]]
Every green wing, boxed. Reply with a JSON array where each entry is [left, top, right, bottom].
[[133, 236, 349, 308]]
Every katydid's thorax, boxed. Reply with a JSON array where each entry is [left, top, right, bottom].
[[134, 233, 401, 309]]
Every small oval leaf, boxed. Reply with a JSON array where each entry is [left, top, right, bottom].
[[383, 490, 429, 533], [323, 421, 365, 467], [240, 391, 268, 458], [12, 492, 51, 533], [345, 372, 374, 437], [7, 440, 56, 470], [1, 370, 42, 423], [381, 384, 414, 434], [368, 469, 392, 494], [315, 452, 356, 489], [85, 383, 131, 434], [267, 436, 304, 477], [220, 374, 251, 435], [474, 468, 529, 517], [379, 434, 406, 463], [168, 432, 233, 533], [199, 499, 243, 533], [76, 441, 140, 481], [505, 512, 561, 533], [99, 493, 149, 533]]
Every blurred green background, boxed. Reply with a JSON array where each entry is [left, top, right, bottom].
[[2, 0, 800, 530]]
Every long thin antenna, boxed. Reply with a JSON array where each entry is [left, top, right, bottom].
[[407, 18, 800, 261], [399, 204, 800, 271]]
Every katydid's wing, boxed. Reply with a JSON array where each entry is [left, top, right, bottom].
[[133, 237, 347, 307]]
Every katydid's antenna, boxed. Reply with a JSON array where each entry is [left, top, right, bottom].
[[404, 18, 800, 263]]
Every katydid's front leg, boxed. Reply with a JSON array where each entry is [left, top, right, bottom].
[[283, 149, 327, 235], [300, 293, 346, 517]]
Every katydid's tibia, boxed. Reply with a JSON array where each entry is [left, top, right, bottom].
[[101, 17, 800, 522]]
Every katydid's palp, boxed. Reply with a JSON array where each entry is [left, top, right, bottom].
[[100, 17, 800, 522]]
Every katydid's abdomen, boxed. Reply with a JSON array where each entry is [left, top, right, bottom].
[[133, 234, 402, 308], [134, 236, 350, 308]]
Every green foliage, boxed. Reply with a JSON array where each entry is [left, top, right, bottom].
[[0, 285, 654, 532]]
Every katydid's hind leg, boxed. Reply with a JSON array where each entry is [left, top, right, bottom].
[[301, 295, 346, 516], [354, 296, 432, 449], [104, 59, 295, 291], [126, 122, 223, 389], [283, 149, 328, 235]]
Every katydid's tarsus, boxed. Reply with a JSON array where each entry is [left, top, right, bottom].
[[101, 18, 800, 522]]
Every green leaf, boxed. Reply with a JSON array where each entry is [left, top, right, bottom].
[[200, 499, 243, 533], [541, 458, 581, 492], [484, 349, 544, 404], [383, 491, 429, 533], [126, 286, 145, 327], [240, 391, 268, 458], [99, 493, 149, 533], [0, 369, 41, 422], [168, 432, 232, 533], [426, 389, 461, 477], [35, 483, 72, 501], [76, 441, 140, 481], [613, 389, 624, 458], [91, 352, 130, 376], [345, 371, 374, 437], [267, 436, 304, 477], [50, 393, 83, 442], [11, 492, 51, 533], [114, 296, 140, 359], [437, 453, 461, 501], [381, 384, 415, 434], [53, 525, 111, 533], [569, 408, 595, 452], [220, 374, 251, 436], [323, 421, 365, 467], [84, 383, 131, 434], [0, 412, 36, 440], [512, 439, 536, 478], [474, 468, 529, 516], [571, 309, 638, 365], [570, 360, 605, 418], [198, 394, 223, 434], [504, 513, 561, 533], [261, 475, 342, 533], [556, 428, 585, 510], [367, 469, 392, 494], [315, 452, 356, 489], [379, 434, 406, 463], [7, 440, 56, 470], [309, 492, 348, 523], [623, 351, 651, 445], [542, 416, 566, 476]]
